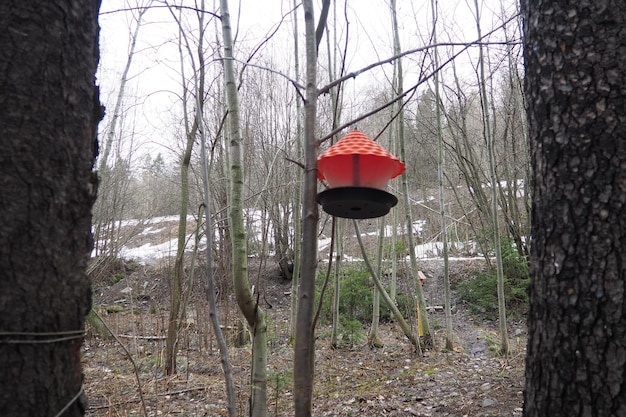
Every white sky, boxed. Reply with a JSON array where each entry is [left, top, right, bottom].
[[97, 0, 519, 164]]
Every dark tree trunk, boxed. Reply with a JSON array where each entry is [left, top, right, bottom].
[[272, 206, 293, 281], [0, 1, 101, 416], [523, 1, 626, 416]]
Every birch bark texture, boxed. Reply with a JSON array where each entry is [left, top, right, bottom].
[[220, 0, 268, 415]]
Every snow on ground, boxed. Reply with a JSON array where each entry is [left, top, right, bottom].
[[97, 213, 475, 265], [118, 239, 179, 265]]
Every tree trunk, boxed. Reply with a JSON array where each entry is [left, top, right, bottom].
[[164, 14, 199, 375], [290, 0, 303, 342], [220, 1, 268, 415], [193, 2, 237, 414], [430, 0, 453, 351], [354, 221, 420, 352], [330, 218, 342, 349], [473, 0, 508, 356], [272, 207, 293, 281], [523, 0, 626, 415], [0, 1, 101, 415], [294, 1, 325, 415], [390, 0, 432, 344], [368, 218, 385, 348]]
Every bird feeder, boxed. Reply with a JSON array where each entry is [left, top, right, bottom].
[[317, 129, 405, 219]]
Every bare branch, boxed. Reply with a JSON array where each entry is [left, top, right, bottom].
[[317, 13, 520, 96], [315, 0, 331, 51], [219, 57, 305, 90], [317, 40, 468, 145], [100, 2, 221, 19]]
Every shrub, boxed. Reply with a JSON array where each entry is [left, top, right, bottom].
[[456, 237, 529, 320], [339, 317, 364, 347], [317, 264, 372, 323], [317, 263, 413, 325]]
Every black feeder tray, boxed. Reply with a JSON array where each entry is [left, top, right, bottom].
[[317, 186, 398, 219]]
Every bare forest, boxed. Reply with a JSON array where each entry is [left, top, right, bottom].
[[86, 1, 529, 416], [3, 0, 624, 416]]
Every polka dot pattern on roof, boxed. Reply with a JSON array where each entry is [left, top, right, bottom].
[[319, 130, 399, 160], [317, 130, 405, 182]]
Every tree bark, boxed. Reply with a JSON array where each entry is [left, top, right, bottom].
[[330, 219, 342, 349], [164, 13, 199, 375], [194, 3, 236, 411], [294, 1, 322, 415], [354, 221, 420, 351], [473, 0, 508, 356], [523, 0, 626, 415], [290, 0, 303, 343], [390, 0, 432, 344], [220, 1, 268, 415], [0, 1, 101, 415], [367, 218, 385, 348], [430, 0, 453, 351]]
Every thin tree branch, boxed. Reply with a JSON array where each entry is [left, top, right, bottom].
[[218, 57, 305, 90], [100, 2, 220, 19], [315, 15, 519, 146], [91, 309, 149, 417], [317, 14, 520, 96], [315, 0, 331, 51], [313, 216, 335, 329]]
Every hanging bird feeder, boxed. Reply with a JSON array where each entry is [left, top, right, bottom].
[[317, 129, 405, 219]]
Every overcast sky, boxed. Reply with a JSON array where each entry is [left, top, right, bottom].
[[97, 0, 519, 164]]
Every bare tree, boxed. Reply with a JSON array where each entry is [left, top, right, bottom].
[[390, 0, 432, 345], [220, 0, 268, 415], [92, 2, 150, 266], [330, 218, 343, 348], [290, 0, 304, 342], [430, 0, 454, 351], [188, 1, 237, 415], [354, 220, 420, 351], [163, 4, 202, 375], [367, 217, 386, 348], [472, 0, 508, 355], [294, 1, 330, 416]]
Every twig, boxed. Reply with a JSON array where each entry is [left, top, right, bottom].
[[118, 334, 167, 340], [92, 309, 149, 417], [90, 386, 208, 411], [159, 386, 208, 396], [90, 398, 142, 410]]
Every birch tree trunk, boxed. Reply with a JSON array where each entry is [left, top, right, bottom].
[[220, 1, 267, 415], [430, 0, 453, 351], [473, 0, 508, 356], [390, 0, 432, 345]]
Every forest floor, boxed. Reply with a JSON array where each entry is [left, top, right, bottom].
[[84, 255, 526, 417]]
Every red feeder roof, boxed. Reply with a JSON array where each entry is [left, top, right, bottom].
[[318, 130, 405, 190]]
